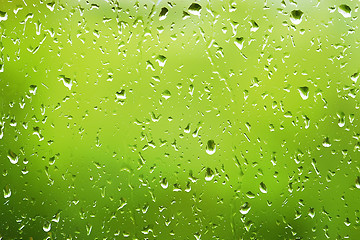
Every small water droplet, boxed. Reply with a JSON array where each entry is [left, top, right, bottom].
[[7, 150, 18, 164], [43, 221, 51, 232], [161, 90, 171, 100], [86, 223, 92, 235], [355, 176, 360, 189], [29, 85, 37, 95], [337, 112, 345, 128], [249, 20, 259, 32], [206, 140, 216, 155], [338, 4, 351, 18], [290, 10, 304, 25], [308, 208, 315, 218], [322, 137, 331, 147], [116, 90, 126, 104], [58, 75, 72, 90], [3, 185, 11, 198], [239, 202, 251, 215], [260, 182, 267, 193], [161, 178, 168, 189], [234, 37, 244, 50], [351, 72, 359, 83]]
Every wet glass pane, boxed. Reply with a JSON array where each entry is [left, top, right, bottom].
[[1, 0, 360, 239]]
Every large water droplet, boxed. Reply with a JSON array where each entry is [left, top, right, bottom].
[[0, 11, 7, 22], [290, 10, 304, 25], [161, 90, 171, 100], [188, 3, 202, 16], [159, 7, 168, 21], [298, 86, 309, 100], [338, 4, 351, 18]]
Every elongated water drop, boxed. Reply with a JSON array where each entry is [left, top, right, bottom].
[[206, 140, 216, 155]]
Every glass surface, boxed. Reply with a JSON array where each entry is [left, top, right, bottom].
[[1, 0, 360, 239]]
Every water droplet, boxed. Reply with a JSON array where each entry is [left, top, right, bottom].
[[205, 167, 214, 181], [308, 208, 315, 218], [290, 10, 304, 25], [3, 185, 11, 198], [0, 11, 7, 22], [239, 202, 251, 214], [116, 90, 126, 105], [156, 55, 167, 67], [250, 20, 259, 32], [355, 176, 360, 189], [337, 112, 345, 128], [29, 85, 37, 95], [159, 7, 168, 21], [298, 86, 309, 100], [188, 3, 202, 16], [46, 2, 55, 11], [7, 150, 18, 164], [161, 178, 168, 189], [86, 223, 92, 235], [58, 75, 72, 90], [161, 90, 171, 100], [206, 140, 216, 155], [234, 37, 244, 50], [338, 4, 351, 18], [322, 137, 331, 147], [260, 182, 267, 193], [351, 72, 359, 83], [43, 221, 51, 232], [344, 218, 351, 226]]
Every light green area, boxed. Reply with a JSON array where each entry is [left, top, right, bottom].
[[1, 0, 360, 239]]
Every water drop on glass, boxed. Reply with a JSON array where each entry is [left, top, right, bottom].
[[205, 167, 214, 181], [159, 7, 168, 21], [338, 4, 351, 18], [298, 86, 309, 100], [188, 3, 201, 16], [161, 90, 171, 100], [290, 10, 304, 25], [43, 221, 51, 232], [206, 140, 216, 155]]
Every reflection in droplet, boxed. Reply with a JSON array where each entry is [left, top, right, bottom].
[[43, 221, 51, 232], [205, 167, 214, 181], [206, 140, 216, 155], [159, 7, 168, 21], [240, 202, 251, 215], [338, 4, 351, 18], [298, 86, 309, 100], [188, 3, 202, 16], [290, 10, 304, 25]]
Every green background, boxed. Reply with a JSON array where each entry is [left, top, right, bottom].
[[1, 0, 360, 239]]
